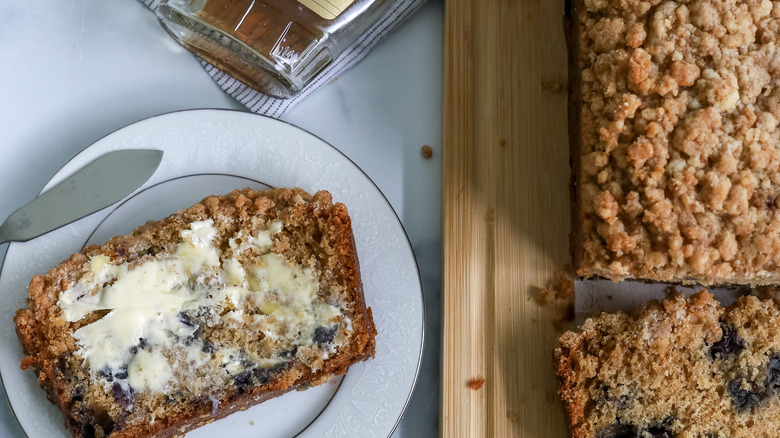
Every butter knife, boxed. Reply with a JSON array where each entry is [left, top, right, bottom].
[[0, 149, 164, 244]]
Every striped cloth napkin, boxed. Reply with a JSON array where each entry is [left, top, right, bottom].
[[140, 0, 427, 117]]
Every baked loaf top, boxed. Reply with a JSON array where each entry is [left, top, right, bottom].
[[14, 188, 376, 438], [555, 290, 780, 438], [572, 0, 780, 284]]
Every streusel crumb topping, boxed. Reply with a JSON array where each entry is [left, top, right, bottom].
[[577, 0, 780, 283]]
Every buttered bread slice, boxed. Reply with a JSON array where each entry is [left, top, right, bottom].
[[14, 187, 376, 438]]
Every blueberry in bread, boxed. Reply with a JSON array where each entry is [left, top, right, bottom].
[[569, 0, 780, 285], [554, 290, 780, 437], [14, 187, 377, 438]]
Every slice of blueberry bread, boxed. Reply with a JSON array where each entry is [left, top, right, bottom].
[[554, 290, 780, 437], [14, 187, 376, 438]]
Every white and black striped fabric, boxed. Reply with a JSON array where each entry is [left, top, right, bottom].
[[140, 0, 427, 118]]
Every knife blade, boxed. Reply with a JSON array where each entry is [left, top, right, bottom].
[[0, 149, 164, 244]]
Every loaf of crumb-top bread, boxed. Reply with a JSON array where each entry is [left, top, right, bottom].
[[554, 290, 780, 437], [569, 0, 780, 285], [14, 187, 377, 438]]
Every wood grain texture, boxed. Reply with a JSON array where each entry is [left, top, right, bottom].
[[441, 0, 571, 436]]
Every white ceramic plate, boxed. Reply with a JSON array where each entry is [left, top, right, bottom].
[[0, 109, 424, 438]]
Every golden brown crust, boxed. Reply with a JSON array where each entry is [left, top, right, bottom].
[[14, 187, 376, 438], [567, 0, 585, 274], [555, 290, 780, 437], [571, 0, 780, 285]]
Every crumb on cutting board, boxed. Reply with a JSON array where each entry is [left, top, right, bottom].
[[535, 265, 575, 330], [536, 266, 575, 305], [468, 377, 486, 390], [421, 145, 433, 159]]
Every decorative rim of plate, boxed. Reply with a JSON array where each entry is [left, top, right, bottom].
[[0, 108, 425, 438]]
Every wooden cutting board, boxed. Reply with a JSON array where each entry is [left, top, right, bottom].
[[441, 0, 571, 436]]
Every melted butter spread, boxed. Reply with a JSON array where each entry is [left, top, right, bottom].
[[58, 219, 348, 394]]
